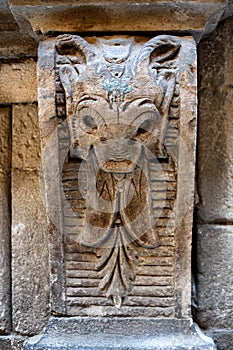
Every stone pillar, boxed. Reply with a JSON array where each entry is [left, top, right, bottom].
[[24, 33, 215, 350], [196, 16, 233, 350], [1, 2, 231, 350]]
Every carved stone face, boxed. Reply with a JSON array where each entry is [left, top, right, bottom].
[[71, 98, 161, 173], [91, 124, 142, 173], [55, 34, 184, 307]]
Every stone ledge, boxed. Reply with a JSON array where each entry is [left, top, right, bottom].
[[9, 2, 227, 34], [8, 0, 228, 5], [24, 317, 216, 350], [0, 32, 37, 59], [0, 1, 231, 58]]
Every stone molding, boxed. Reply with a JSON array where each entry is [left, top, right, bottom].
[[0, 1, 232, 58], [8, 1, 227, 35], [24, 317, 216, 350]]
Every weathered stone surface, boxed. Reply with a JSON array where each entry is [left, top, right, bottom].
[[8, 0, 228, 4], [0, 335, 26, 350], [0, 107, 11, 170], [38, 40, 66, 315], [11, 104, 50, 335], [0, 32, 37, 59], [0, 60, 37, 103], [197, 17, 233, 223], [196, 225, 233, 329], [24, 317, 216, 350], [224, 17, 233, 86], [207, 329, 233, 350], [195, 16, 233, 350], [0, 0, 37, 59], [9, 1, 226, 34], [38, 35, 197, 319], [0, 2, 230, 58], [12, 104, 41, 170], [0, 337, 11, 350], [56, 34, 182, 311], [176, 37, 197, 319], [0, 0, 18, 31], [0, 107, 11, 335]]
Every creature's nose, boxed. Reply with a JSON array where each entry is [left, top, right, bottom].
[[109, 140, 129, 158], [112, 139, 126, 148], [109, 64, 125, 78]]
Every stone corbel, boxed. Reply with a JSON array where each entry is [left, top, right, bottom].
[[7, 0, 231, 42]]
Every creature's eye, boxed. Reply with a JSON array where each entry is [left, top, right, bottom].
[[100, 137, 108, 143], [78, 107, 105, 134], [83, 115, 98, 130], [128, 139, 135, 145], [135, 119, 155, 138]]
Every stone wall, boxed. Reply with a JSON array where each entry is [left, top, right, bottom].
[[0, 2, 232, 349], [196, 16, 233, 350], [0, 60, 50, 348]]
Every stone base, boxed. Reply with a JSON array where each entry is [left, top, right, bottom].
[[24, 317, 216, 350], [0, 335, 26, 350], [206, 329, 233, 350]]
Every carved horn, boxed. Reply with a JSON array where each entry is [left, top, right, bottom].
[[56, 35, 96, 117], [56, 34, 96, 62], [137, 35, 181, 65]]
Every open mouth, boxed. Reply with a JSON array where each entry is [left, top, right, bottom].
[[102, 160, 136, 173]]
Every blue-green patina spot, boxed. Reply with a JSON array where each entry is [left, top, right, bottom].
[[102, 76, 133, 100]]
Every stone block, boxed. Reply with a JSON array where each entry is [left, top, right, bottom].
[[24, 317, 216, 350], [37, 35, 198, 318], [12, 104, 41, 170], [9, 0, 228, 4], [0, 107, 11, 335], [32, 32, 216, 350], [196, 225, 233, 329], [0, 0, 37, 60], [11, 104, 50, 335], [0, 0, 18, 32], [224, 17, 233, 86], [9, 1, 226, 33], [0, 60, 37, 103], [0, 335, 26, 350], [207, 329, 233, 350], [0, 107, 11, 170], [11, 168, 50, 336], [197, 17, 233, 223], [0, 336, 11, 350], [0, 32, 37, 59]]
